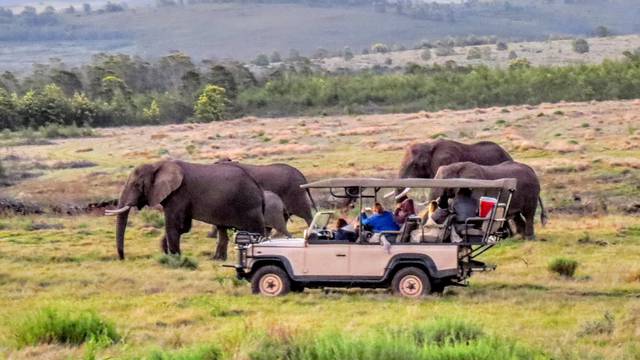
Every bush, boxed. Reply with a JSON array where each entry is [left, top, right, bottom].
[[38, 123, 95, 139], [157, 254, 198, 270], [467, 47, 482, 60], [252, 54, 270, 66], [548, 257, 578, 277], [572, 39, 590, 54], [420, 49, 431, 61], [13, 307, 119, 348], [496, 42, 508, 51], [578, 312, 615, 337], [435, 45, 455, 57], [371, 43, 389, 53], [148, 344, 222, 360]]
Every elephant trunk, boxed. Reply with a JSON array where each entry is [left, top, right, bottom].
[[116, 206, 130, 260]]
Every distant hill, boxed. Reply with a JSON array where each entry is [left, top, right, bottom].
[[0, 0, 639, 71]]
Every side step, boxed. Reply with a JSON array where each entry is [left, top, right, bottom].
[[467, 259, 496, 272]]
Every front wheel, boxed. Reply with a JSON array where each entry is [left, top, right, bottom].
[[391, 267, 431, 298], [251, 265, 291, 296]]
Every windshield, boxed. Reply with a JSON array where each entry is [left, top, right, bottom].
[[309, 211, 335, 231]]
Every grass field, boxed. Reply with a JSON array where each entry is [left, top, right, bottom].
[[1, 99, 640, 358]]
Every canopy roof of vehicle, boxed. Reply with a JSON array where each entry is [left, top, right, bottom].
[[301, 177, 517, 191]]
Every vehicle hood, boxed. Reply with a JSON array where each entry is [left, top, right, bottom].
[[254, 237, 305, 248]]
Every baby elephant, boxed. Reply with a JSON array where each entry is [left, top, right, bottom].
[[263, 191, 291, 238], [433, 161, 548, 239]]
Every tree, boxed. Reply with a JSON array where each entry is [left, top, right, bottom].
[[194, 85, 227, 122], [270, 51, 282, 63], [572, 39, 589, 54], [467, 47, 482, 60], [496, 42, 508, 51], [83, 3, 92, 14], [17, 84, 72, 128], [70, 93, 98, 126], [508, 50, 518, 60], [343, 47, 354, 61], [0, 88, 18, 130], [594, 25, 611, 37], [253, 54, 270, 66], [143, 99, 161, 123]]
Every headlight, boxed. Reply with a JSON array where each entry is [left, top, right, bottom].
[[235, 231, 261, 245]]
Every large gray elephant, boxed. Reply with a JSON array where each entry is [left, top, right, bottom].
[[216, 159, 316, 224], [209, 160, 315, 245], [106, 160, 265, 260], [399, 140, 513, 179], [431, 161, 548, 239]]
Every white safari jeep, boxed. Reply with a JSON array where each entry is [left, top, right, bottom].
[[227, 178, 516, 298]]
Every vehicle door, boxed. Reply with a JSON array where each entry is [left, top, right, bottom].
[[303, 240, 350, 276], [348, 240, 390, 277]]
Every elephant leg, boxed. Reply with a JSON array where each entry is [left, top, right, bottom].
[[214, 226, 230, 261], [163, 210, 186, 255], [522, 209, 536, 240], [160, 234, 169, 254], [208, 225, 218, 239], [513, 214, 527, 239]]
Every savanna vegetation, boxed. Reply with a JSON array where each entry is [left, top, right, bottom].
[[2, 52, 640, 130]]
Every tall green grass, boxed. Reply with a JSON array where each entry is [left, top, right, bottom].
[[249, 319, 546, 360], [13, 307, 119, 348]]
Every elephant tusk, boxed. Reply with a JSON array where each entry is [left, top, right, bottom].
[[105, 206, 131, 216], [394, 188, 411, 200]]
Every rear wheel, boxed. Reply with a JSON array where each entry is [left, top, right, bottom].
[[391, 267, 431, 298], [251, 265, 291, 296]]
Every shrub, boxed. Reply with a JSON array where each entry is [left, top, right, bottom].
[[420, 49, 431, 61], [13, 307, 119, 348], [157, 254, 198, 270], [508, 50, 518, 59], [270, 51, 282, 63], [548, 257, 578, 277], [435, 45, 455, 57], [496, 42, 508, 51], [37, 123, 96, 139], [148, 344, 222, 360], [467, 47, 482, 60], [572, 39, 590, 54], [578, 312, 615, 337], [343, 47, 354, 61]]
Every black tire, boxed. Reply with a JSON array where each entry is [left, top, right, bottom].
[[251, 265, 291, 296], [391, 267, 431, 298]]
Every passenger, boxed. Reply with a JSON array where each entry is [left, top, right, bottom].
[[393, 194, 416, 225], [431, 188, 479, 234], [360, 203, 400, 233], [334, 218, 357, 242]]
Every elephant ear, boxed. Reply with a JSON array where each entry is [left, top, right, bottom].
[[149, 161, 184, 207]]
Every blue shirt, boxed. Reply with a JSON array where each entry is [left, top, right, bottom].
[[361, 211, 400, 232]]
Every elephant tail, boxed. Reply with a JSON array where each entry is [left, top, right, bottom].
[[305, 188, 318, 212], [539, 196, 548, 226]]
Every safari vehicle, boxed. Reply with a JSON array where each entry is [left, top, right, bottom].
[[227, 178, 516, 297]]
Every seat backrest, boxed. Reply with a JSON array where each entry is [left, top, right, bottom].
[[482, 203, 507, 234]]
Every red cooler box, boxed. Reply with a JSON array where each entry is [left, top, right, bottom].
[[479, 196, 498, 217]]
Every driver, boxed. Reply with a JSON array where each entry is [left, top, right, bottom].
[[360, 203, 400, 233], [334, 218, 357, 242]]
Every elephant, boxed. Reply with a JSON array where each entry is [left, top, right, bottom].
[[209, 159, 316, 240], [106, 160, 265, 260], [263, 190, 291, 238], [430, 161, 548, 239], [399, 139, 513, 179]]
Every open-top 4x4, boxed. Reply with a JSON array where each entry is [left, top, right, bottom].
[[227, 177, 516, 297]]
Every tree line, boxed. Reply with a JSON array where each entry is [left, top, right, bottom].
[[1, 51, 640, 130]]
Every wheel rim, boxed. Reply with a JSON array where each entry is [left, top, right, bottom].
[[259, 274, 283, 296], [399, 275, 423, 298]]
